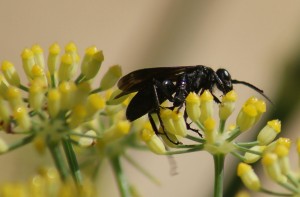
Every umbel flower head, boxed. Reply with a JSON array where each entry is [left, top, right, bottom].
[[237, 138, 300, 196], [140, 90, 280, 157], [0, 43, 154, 197]]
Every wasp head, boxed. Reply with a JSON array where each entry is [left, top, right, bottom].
[[216, 68, 233, 93]]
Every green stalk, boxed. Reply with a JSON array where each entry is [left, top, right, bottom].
[[7, 134, 35, 152], [213, 154, 225, 197], [62, 137, 83, 186], [47, 141, 68, 181], [110, 155, 131, 197]]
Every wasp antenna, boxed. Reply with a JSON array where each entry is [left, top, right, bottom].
[[232, 79, 273, 105]]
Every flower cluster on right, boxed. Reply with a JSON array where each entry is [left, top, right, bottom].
[[138, 89, 291, 196], [238, 137, 300, 196]]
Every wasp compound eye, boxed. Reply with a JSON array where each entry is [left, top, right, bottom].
[[216, 68, 233, 92]]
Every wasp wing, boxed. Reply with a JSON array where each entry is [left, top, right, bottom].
[[126, 86, 156, 121], [116, 66, 196, 98]]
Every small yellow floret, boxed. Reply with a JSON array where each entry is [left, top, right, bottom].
[[204, 117, 215, 131], [262, 153, 277, 166], [274, 145, 289, 157], [49, 43, 61, 55], [237, 163, 252, 176], [200, 90, 213, 102], [222, 90, 237, 102], [31, 45, 43, 54], [21, 48, 34, 59], [1, 61, 13, 72], [267, 119, 281, 133], [186, 92, 200, 103], [85, 46, 98, 56]]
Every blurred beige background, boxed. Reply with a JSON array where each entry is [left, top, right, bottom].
[[1, 1, 300, 196]]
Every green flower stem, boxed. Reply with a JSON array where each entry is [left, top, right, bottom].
[[186, 134, 206, 143], [50, 74, 56, 88], [123, 153, 161, 186], [279, 181, 299, 193], [230, 151, 245, 161], [110, 155, 131, 197], [19, 84, 29, 92], [236, 141, 259, 147], [90, 87, 102, 94], [69, 131, 101, 139], [75, 73, 85, 84], [165, 145, 204, 155], [219, 120, 226, 134], [6, 134, 35, 152], [234, 144, 262, 155], [47, 141, 68, 181], [226, 127, 241, 142], [260, 187, 293, 196], [213, 154, 225, 197], [62, 137, 83, 186], [286, 174, 299, 188]]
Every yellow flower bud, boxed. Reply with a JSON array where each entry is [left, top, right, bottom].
[[141, 126, 166, 154], [160, 108, 176, 135], [0, 137, 8, 154], [219, 90, 237, 120], [78, 130, 97, 147], [262, 153, 286, 183], [86, 94, 105, 119], [13, 106, 31, 131], [6, 86, 24, 110], [257, 119, 281, 145], [244, 146, 265, 163], [1, 61, 20, 86], [99, 65, 122, 90], [0, 74, 9, 98], [47, 89, 61, 118], [171, 111, 187, 137], [236, 104, 257, 132], [32, 44, 45, 69], [237, 163, 261, 191], [47, 43, 61, 74], [0, 97, 10, 122], [274, 145, 291, 175], [199, 90, 214, 124], [204, 117, 216, 143], [21, 48, 35, 79], [58, 54, 74, 81], [185, 92, 201, 123], [69, 104, 87, 128], [58, 81, 77, 110], [102, 121, 130, 142], [29, 79, 46, 111], [81, 50, 104, 80]]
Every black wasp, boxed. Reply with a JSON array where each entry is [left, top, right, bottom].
[[115, 65, 271, 144]]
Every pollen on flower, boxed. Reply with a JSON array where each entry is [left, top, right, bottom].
[[267, 120, 281, 133]]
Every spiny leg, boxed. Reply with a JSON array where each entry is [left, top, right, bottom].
[[151, 81, 181, 145]]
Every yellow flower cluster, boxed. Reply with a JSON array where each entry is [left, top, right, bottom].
[[0, 43, 130, 153], [238, 138, 300, 196], [0, 167, 96, 197]]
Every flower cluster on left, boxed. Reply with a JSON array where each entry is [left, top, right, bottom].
[[0, 43, 150, 197]]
